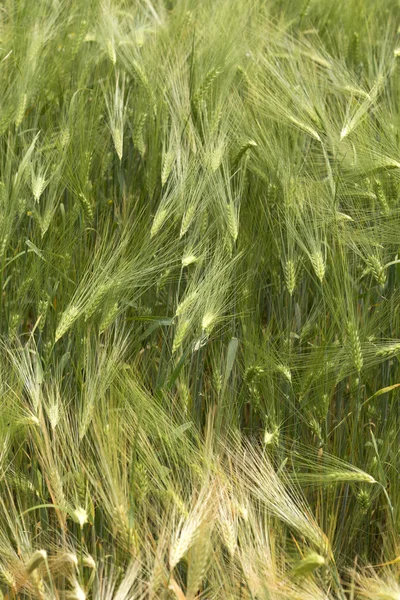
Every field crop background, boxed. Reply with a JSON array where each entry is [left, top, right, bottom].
[[1, 0, 400, 597]]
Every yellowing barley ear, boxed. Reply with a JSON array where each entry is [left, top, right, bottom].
[[73, 506, 88, 527], [82, 555, 96, 591], [82, 555, 96, 570], [218, 512, 237, 558], [169, 578, 186, 600], [70, 580, 86, 600], [186, 522, 212, 600], [26, 550, 47, 575], [354, 575, 400, 600], [0, 565, 16, 589]]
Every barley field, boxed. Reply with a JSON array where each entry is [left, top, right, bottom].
[[1, 0, 400, 598]]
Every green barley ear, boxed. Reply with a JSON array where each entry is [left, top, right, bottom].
[[308, 417, 322, 440], [244, 365, 264, 384], [182, 252, 198, 267], [299, 0, 312, 19], [364, 255, 386, 286], [15, 93, 27, 127], [346, 319, 363, 373], [104, 74, 128, 161], [263, 425, 279, 446], [71, 19, 88, 56], [376, 342, 400, 358], [0, 181, 6, 207], [84, 283, 111, 321], [9, 313, 21, 339], [132, 112, 147, 156], [180, 204, 196, 237], [348, 31, 360, 67], [374, 179, 390, 215], [99, 302, 119, 333], [78, 193, 94, 222], [284, 259, 296, 295], [107, 38, 117, 65], [318, 470, 375, 484], [38, 298, 49, 332], [226, 202, 238, 242], [175, 291, 197, 318], [310, 250, 326, 283], [161, 149, 175, 186], [357, 489, 371, 513], [0, 105, 14, 136], [291, 552, 325, 577], [232, 139, 257, 166], [60, 127, 70, 148], [172, 319, 190, 353], [276, 364, 292, 382], [31, 163, 49, 203], [236, 65, 251, 98], [208, 142, 224, 172], [55, 305, 80, 342], [202, 312, 216, 333], [192, 68, 220, 113], [151, 207, 168, 238]]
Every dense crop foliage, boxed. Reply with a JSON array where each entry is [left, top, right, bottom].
[[1, 0, 400, 598]]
